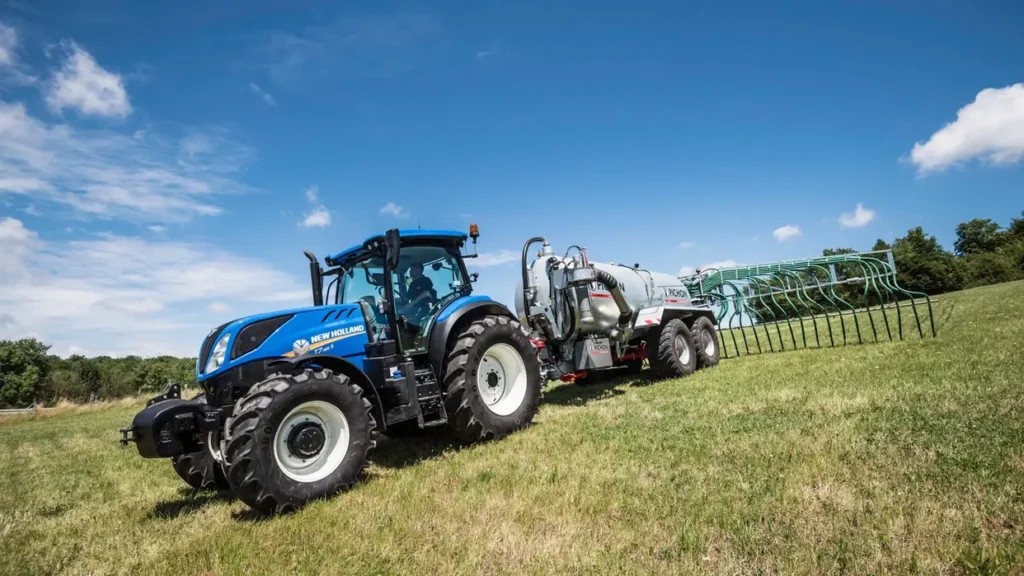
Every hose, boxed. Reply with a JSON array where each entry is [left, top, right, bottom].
[[593, 268, 633, 326]]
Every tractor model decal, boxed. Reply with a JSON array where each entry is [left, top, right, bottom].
[[284, 325, 366, 358]]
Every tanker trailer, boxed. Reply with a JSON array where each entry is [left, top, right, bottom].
[[513, 237, 720, 384]]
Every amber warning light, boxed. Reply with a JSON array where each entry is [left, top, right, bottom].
[[469, 224, 479, 241]]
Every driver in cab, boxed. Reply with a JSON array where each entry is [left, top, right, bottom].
[[401, 262, 435, 320]]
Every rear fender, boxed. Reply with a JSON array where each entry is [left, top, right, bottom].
[[427, 298, 516, 376], [662, 307, 718, 327]]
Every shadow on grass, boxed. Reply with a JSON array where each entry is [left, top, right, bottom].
[[151, 487, 234, 520], [541, 371, 658, 407], [371, 427, 468, 469]]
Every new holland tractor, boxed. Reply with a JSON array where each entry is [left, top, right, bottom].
[[120, 227, 544, 515]]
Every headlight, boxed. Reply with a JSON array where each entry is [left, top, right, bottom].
[[205, 333, 231, 374]]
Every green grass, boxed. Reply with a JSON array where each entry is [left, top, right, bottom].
[[2, 281, 1023, 576]]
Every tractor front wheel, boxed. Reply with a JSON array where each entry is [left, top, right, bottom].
[[443, 315, 543, 442], [170, 393, 229, 491], [220, 368, 376, 515]]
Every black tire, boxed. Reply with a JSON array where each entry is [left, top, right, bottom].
[[442, 314, 543, 442], [170, 393, 229, 491], [648, 318, 698, 378], [691, 316, 721, 369], [220, 368, 376, 515]]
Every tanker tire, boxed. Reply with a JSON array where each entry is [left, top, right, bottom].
[[170, 393, 229, 491], [220, 368, 376, 515], [650, 318, 698, 379], [443, 314, 543, 442], [691, 316, 721, 369]]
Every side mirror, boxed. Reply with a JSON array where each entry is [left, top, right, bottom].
[[384, 228, 401, 271], [471, 272, 479, 282]]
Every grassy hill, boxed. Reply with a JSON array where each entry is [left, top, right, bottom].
[[2, 281, 1022, 576]]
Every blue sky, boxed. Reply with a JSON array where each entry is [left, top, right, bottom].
[[1, 0, 1021, 356]]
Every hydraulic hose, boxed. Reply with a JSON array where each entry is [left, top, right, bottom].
[[594, 268, 633, 326]]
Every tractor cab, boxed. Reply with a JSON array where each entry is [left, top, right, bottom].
[[316, 227, 480, 355]]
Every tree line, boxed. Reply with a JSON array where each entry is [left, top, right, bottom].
[[0, 339, 196, 409], [741, 210, 1024, 321]]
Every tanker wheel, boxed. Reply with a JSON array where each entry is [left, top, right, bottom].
[[442, 314, 543, 442], [170, 393, 229, 491], [691, 316, 721, 369], [220, 368, 376, 515], [649, 318, 697, 379]]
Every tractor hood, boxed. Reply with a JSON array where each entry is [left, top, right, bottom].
[[196, 303, 370, 381]]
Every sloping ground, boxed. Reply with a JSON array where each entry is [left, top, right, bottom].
[[1, 281, 1022, 576]]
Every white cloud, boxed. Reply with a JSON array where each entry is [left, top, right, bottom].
[[909, 83, 1024, 173], [468, 250, 519, 267], [678, 259, 739, 277], [208, 302, 231, 313], [0, 21, 35, 86], [147, 225, 166, 233], [0, 216, 36, 279], [838, 203, 876, 228], [678, 241, 696, 250], [301, 206, 331, 228], [0, 101, 253, 221], [46, 41, 132, 118], [248, 82, 276, 106], [0, 219, 309, 356], [773, 225, 801, 242], [380, 201, 408, 218], [0, 21, 17, 67], [304, 185, 318, 203]]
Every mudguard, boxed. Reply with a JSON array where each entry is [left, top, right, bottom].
[[427, 296, 516, 375]]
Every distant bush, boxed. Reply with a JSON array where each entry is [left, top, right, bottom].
[[0, 340, 196, 408], [0, 339, 52, 408]]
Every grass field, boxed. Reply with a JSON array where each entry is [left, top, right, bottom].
[[2, 281, 1023, 576]]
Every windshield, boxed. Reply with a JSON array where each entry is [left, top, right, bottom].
[[332, 245, 468, 353]]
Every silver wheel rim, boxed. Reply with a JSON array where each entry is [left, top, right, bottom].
[[476, 343, 528, 416], [674, 334, 691, 365], [702, 329, 716, 357], [273, 400, 350, 483]]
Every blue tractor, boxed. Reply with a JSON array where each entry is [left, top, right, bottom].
[[120, 227, 543, 515]]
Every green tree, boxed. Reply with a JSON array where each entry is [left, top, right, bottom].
[[1006, 211, 1024, 242], [891, 227, 965, 295], [872, 239, 891, 251], [0, 338, 52, 408], [954, 218, 1005, 256]]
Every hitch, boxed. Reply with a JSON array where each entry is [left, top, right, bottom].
[[119, 426, 137, 447]]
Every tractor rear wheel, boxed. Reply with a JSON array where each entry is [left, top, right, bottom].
[[220, 368, 376, 515], [170, 393, 229, 491], [649, 318, 698, 379], [442, 315, 542, 442], [691, 316, 721, 369]]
